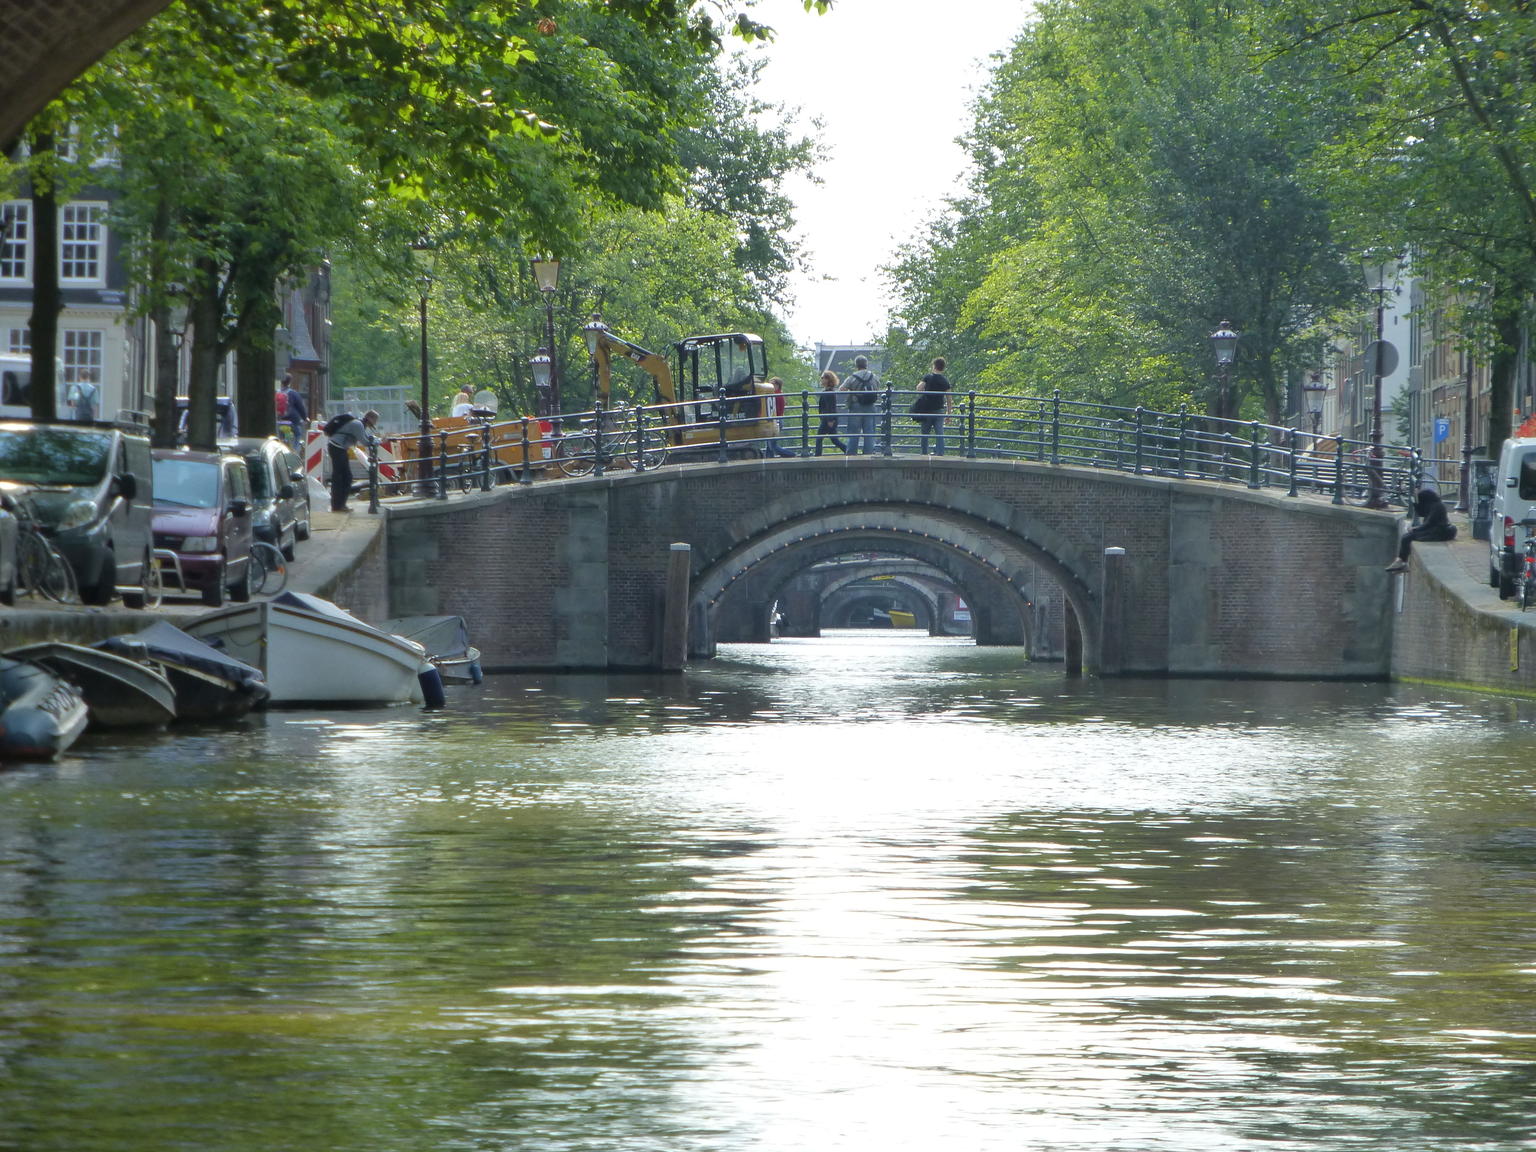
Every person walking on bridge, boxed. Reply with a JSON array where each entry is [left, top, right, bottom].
[[910, 356, 952, 455], [839, 356, 881, 455], [814, 370, 848, 455]]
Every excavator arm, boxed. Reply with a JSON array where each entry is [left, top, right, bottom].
[[588, 324, 677, 408]]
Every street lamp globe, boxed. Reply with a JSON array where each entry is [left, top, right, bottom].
[[530, 349, 552, 391], [530, 256, 560, 294], [1361, 255, 1400, 294], [1210, 320, 1239, 366], [582, 313, 609, 357]]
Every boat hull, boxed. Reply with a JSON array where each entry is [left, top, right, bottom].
[[7, 641, 176, 729], [0, 658, 89, 760], [187, 600, 427, 706]]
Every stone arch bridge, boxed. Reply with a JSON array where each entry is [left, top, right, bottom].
[[384, 456, 1398, 677]]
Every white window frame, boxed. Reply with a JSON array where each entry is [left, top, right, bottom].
[[59, 202, 107, 285], [62, 329, 105, 395], [0, 202, 29, 284], [5, 329, 29, 355]]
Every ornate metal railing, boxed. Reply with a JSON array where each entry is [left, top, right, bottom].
[[357, 387, 1440, 514]]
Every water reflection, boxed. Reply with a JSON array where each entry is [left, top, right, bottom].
[[2, 634, 1536, 1150]]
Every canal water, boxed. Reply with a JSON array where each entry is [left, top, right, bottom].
[[2, 633, 1536, 1151]]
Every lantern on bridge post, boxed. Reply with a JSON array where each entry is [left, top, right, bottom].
[[1209, 320, 1239, 420]]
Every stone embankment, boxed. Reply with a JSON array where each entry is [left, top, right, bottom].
[[1393, 511, 1536, 697]]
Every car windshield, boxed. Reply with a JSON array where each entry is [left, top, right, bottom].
[[152, 457, 220, 508], [243, 453, 272, 499], [0, 428, 111, 486]]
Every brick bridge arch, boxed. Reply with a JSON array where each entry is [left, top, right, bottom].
[[382, 457, 1397, 676], [814, 565, 953, 635]]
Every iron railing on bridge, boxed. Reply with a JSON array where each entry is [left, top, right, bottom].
[[353, 387, 1443, 516]]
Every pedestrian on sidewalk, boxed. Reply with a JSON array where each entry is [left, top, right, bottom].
[[1386, 487, 1457, 571], [327, 410, 379, 513]]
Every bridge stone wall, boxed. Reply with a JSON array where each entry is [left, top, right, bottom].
[[383, 457, 1398, 677]]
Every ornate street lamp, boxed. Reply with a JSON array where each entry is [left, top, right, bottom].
[[530, 256, 560, 417], [1361, 255, 1400, 509], [1303, 371, 1327, 437], [1210, 320, 1239, 420]]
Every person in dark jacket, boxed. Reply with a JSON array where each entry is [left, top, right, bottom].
[[1386, 487, 1457, 570], [327, 410, 379, 513], [814, 370, 847, 456]]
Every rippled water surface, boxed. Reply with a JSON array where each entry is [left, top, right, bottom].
[[4, 633, 1536, 1151]]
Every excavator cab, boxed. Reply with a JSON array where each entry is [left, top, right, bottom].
[[674, 333, 769, 421]]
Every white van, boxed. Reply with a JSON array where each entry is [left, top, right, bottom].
[[1488, 436, 1536, 596], [0, 354, 68, 420]]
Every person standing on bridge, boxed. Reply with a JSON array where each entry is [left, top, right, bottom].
[[814, 370, 848, 455], [910, 356, 952, 455], [764, 376, 796, 457], [326, 410, 379, 513], [839, 356, 881, 455]]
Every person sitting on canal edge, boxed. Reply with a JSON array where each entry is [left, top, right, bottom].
[[1386, 486, 1457, 571], [326, 410, 380, 513]]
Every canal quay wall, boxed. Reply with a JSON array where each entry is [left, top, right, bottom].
[[1392, 526, 1536, 697], [15, 467, 1532, 696]]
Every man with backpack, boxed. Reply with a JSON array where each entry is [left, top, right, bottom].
[[324, 410, 379, 513], [838, 355, 881, 455]]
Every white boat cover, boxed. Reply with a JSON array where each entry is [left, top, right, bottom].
[[381, 615, 473, 660]]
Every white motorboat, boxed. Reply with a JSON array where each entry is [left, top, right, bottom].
[[185, 592, 432, 707]]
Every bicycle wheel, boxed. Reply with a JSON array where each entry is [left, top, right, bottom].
[[555, 432, 598, 478], [251, 541, 288, 595], [16, 529, 52, 598], [40, 542, 78, 604]]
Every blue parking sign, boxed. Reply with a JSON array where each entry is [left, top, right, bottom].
[[1434, 417, 1450, 443]]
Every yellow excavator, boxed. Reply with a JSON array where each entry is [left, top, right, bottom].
[[562, 317, 781, 474]]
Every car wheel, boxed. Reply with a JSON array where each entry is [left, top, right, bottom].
[[0, 566, 14, 607], [294, 512, 311, 542], [122, 550, 162, 610], [281, 527, 296, 562], [1491, 563, 1501, 589], [229, 553, 252, 602], [201, 558, 227, 607], [81, 550, 115, 606]]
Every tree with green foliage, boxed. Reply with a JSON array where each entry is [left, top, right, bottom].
[[888, 0, 1359, 422]]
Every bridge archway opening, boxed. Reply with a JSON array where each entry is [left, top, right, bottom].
[[690, 503, 1096, 673], [813, 563, 956, 635]]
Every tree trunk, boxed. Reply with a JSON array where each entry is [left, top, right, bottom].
[[234, 292, 279, 440], [185, 254, 223, 451], [27, 132, 59, 423]]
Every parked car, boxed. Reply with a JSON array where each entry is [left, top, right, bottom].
[[150, 448, 254, 606], [1489, 437, 1536, 597], [0, 420, 155, 606], [228, 436, 310, 560]]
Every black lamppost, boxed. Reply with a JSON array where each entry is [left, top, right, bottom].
[[1210, 320, 1239, 420], [1303, 371, 1327, 439], [1457, 349, 1475, 512], [1362, 255, 1399, 510], [530, 256, 560, 417], [411, 238, 436, 492]]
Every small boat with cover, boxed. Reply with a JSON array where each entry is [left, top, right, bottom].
[[0, 657, 89, 760], [6, 641, 177, 729], [382, 615, 483, 684], [97, 621, 269, 722], [185, 592, 435, 707]]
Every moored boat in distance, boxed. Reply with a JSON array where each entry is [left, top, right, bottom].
[[97, 621, 269, 722], [185, 592, 432, 707], [6, 641, 176, 729], [0, 657, 89, 760], [382, 615, 483, 684]]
